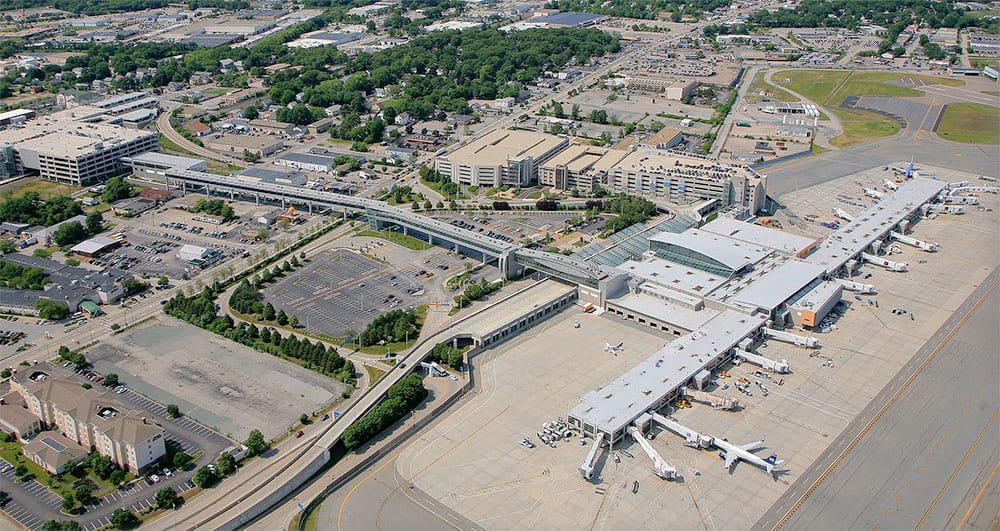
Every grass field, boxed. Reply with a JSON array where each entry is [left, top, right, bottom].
[[775, 70, 962, 147], [936, 103, 1000, 144], [745, 71, 799, 103], [829, 107, 901, 147], [3, 179, 78, 200], [355, 229, 433, 250], [777, 70, 965, 107], [982, 91, 1000, 96], [159, 135, 199, 157], [203, 87, 229, 95]]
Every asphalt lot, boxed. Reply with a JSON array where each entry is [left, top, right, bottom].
[[262, 248, 425, 338], [86, 318, 347, 441], [756, 270, 999, 530]]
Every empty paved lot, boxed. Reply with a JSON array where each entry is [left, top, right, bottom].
[[87, 317, 348, 440]]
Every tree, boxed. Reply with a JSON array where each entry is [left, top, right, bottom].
[[216, 452, 236, 476], [243, 149, 260, 162], [299, 413, 309, 424], [101, 177, 132, 203], [109, 469, 125, 486], [102, 373, 119, 387], [244, 429, 268, 457], [166, 404, 180, 419], [52, 221, 88, 246], [61, 494, 75, 513], [242, 104, 259, 121], [158, 275, 169, 287], [192, 465, 218, 488], [288, 314, 300, 328], [85, 211, 103, 235], [109, 508, 139, 530], [276, 309, 288, 326], [423, 200, 432, 210], [92, 454, 113, 479], [172, 452, 189, 470], [15, 464, 27, 477], [73, 484, 93, 505], [262, 303, 276, 321], [155, 487, 178, 509], [0, 240, 15, 254], [65, 258, 80, 267]]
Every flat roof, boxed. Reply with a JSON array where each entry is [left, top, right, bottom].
[[701, 217, 818, 256], [610, 292, 719, 331], [443, 129, 566, 167], [649, 229, 773, 273], [459, 280, 576, 338], [790, 280, 842, 311], [722, 258, 826, 311], [540, 144, 626, 173], [569, 310, 766, 436], [126, 151, 205, 170], [615, 258, 726, 296], [532, 11, 605, 27], [608, 147, 758, 183], [645, 127, 682, 145], [806, 177, 947, 274], [277, 152, 335, 166], [0, 115, 156, 158]]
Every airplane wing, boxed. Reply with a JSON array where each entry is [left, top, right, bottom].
[[740, 440, 764, 452], [722, 451, 737, 470]]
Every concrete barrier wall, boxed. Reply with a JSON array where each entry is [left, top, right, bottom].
[[750, 148, 813, 171], [220, 450, 331, 531]]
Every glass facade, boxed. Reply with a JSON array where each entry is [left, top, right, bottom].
[[650, 241, 736, 277]]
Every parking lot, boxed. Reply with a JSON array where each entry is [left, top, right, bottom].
[[262, 249, 426, 339], [85, 317, 348, 441]]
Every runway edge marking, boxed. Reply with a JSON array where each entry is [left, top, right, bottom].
[[773, 276, 999, 530]]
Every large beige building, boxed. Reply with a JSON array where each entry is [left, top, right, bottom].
[[605, 148, 766, 213], [538, 144, 627, 191], [0, 111, 158, 185], [623, 76, 698, 100], [435, 130, 568, 187], [6, 368, 166, 473]]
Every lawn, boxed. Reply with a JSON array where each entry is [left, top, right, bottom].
[[777, 70, 964, 107], [829, 107, 901, 147], [355, 229, 433, 250], [158, 135, 198, 157], [363, 364, 387, 387], [745, 71, 799, 103], [3, 180, 79, 200], [936, 103, 1000, 145], [207, 161, 243, 173], [202, 87, 229, 95]]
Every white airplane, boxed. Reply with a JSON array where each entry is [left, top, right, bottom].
[[863, 187, 884, 199], [882, 178, 898, 191], [604, 342, 624, 352], [715, 438, 784, 475]]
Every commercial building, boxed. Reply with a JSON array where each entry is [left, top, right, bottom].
[[0, 111, 158, 185], [177, 244, 213, 261], [640, 127, 684, 150], [0, 252, 131, 307], [434, 130, 569, 187], [538, 144, 627, 191], [239, 167, 308, 187], [605, 147, 767, 212], [7, 369, 166, 473], [111, 198, 155, 216], [286, 31, 367, 49], [204, 20, 275, 35], [70, 235, 120, 258], [124, 152, 207, 180], [204, 135, 283, 158], [0, 108, 35, 126], [622, 76, 697, 100], [274, 152, 337, 173]]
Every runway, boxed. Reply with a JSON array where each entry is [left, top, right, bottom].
[[754, 268, 1000, 530]]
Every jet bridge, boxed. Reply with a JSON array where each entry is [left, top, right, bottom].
[[627, 426, 676, 479], [579, 432, 606, 480], [763, 328, 820, 349], [734, 343, 790, 373], [888, 231, 937, 252], [861, 252, 908, 272], [835, 278, 876, 294]]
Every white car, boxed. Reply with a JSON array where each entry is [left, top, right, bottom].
[[150, 474, 160, 483], [449, 375, 458, 381]]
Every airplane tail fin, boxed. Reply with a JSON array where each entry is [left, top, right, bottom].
[[764, 453, 783, 466]]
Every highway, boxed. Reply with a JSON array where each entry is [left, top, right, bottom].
[[754, 268, 999, 530]]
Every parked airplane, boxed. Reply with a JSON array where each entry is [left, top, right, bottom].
[[715, 438, 784, 475], [604, 342, 624, 352]]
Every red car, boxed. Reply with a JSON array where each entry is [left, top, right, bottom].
[[295, 430, 304, 438]]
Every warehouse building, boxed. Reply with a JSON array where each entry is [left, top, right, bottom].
[[204, 135, 283, 158], [70, 235, 120, 258], [435, 129, 569, 187]]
